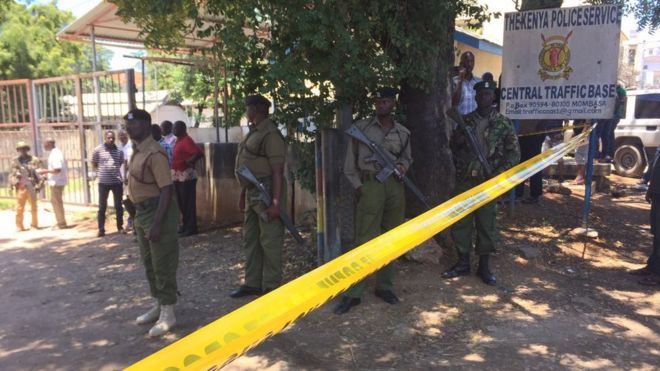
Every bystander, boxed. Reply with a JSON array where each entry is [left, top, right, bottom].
[[92, 131, 125, 237], [37, 138, 68, 229], [172, 121, 203, 236], [452, 51, 480, 115]]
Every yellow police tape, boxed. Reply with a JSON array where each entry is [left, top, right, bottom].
[[127, 127, 592, 371]]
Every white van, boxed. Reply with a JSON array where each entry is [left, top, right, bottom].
[[614, 90, 660, 177]]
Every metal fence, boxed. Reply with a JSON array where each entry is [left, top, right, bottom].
[[0, 69, 136, 205]]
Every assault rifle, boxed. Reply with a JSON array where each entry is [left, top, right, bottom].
[[345, 124, 432, 210], [236, 165, 305, 244], [446, 108, 494, 178]]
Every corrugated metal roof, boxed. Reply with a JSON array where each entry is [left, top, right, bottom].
[[57, 1, 218, 51]]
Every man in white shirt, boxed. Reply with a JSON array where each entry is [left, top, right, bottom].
[[452, 51, 481, 115], [38, 138, 68, 229]]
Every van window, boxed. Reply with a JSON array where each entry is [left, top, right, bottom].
[[634, 94, 660, 119]]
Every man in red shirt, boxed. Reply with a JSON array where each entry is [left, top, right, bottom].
[[172, 121, 203, 236]]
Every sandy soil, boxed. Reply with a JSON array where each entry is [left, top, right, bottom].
[[0, 175, 658, 370]]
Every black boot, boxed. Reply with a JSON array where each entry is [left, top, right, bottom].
[[333, 297, 361, 315], [229, 286, 262, 298], [441, 253, 470, 278], [375, 289, 399, 304], [477, 255, 496, 285]]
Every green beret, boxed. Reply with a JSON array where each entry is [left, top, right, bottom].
[[123, 109, 152, 124], [474, 80, 497, 91], [245, 94, 271, 106], [374, 87, 398, 99], [16, 141, 30, 150]]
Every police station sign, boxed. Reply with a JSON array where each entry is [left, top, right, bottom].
[[500, 5, 622, 119]]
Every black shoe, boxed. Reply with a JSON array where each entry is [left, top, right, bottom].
[[375, 289, 399, 304], [333, 297, 361, 315], [177, 226, 185, 234], [97, 230, 105, 237], [477, 255, 496, 285], [441, 253, 470, 279], [229, 286, 262, 298]]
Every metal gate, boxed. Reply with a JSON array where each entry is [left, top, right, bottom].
[[0, 69, 136, 205]]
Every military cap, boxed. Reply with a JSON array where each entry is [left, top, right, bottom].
[[123, 109, 152, 124], [245, 94, 271, 106], [374, 87, 399, 99], [474, 80, 497, 91], [15, 141, 30, 150]]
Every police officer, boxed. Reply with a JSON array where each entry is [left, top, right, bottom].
[[124, 109, 180, 337], [10, 141, 42, 231], [442, 80, 520, 285], [334, 87, 412, 315], [231, 94, 287, 298]]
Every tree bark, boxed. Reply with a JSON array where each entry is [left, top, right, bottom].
[[399, 23, 456, 217], [335, 102, 356, 248]]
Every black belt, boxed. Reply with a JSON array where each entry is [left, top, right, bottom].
[[134, 197, 159, 211]]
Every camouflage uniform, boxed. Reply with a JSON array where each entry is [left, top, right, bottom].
[[450, 110, 520, 256], [10, 154, 43, 230]]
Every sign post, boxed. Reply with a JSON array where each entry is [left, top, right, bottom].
[[501, 4, 623, 254]]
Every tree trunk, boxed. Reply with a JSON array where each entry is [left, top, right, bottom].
[[399, 24, 455, 217], [335, 102, 356, 249]]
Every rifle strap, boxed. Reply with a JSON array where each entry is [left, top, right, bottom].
[[130, 152, 168, 185]]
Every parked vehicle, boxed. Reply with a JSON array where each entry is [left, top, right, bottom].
[[614, 90, 660, 177]]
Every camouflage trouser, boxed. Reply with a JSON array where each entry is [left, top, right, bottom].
[[135, 198, 180, 305], [242, 177, 286, 291], [451, 180, 496, 256], [344, 176, 405, 298]]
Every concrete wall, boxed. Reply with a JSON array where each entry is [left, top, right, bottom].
[[195, 142, 316, 228], [195, 143, 243, 227], [188, 126, 249, 144]]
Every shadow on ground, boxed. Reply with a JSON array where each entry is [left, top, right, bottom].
[[0, 180, 658, 370]]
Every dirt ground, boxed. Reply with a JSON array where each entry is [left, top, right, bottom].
[[0, 175, 659, 371]]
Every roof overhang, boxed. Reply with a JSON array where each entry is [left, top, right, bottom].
[[57, 1, 218, 51], [453, 28, 503, 56]]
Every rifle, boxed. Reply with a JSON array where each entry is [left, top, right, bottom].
[[345, 124, 432, 210], [14, 160, 43, 194], [236, 165, 305, 244], [446, 108, 494, 178]]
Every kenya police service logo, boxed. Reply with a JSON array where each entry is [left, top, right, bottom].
[[538, 31, 573, 81]]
